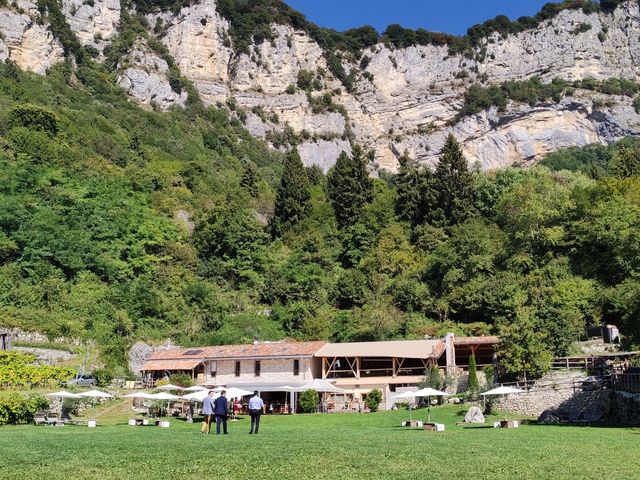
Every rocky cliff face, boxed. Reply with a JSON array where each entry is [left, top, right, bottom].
[[1, 0, 640, 171]]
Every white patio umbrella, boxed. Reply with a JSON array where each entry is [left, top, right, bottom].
[[46, 390, 83, 399], [481, 386, 526, 421], [156, 384, 185, 391], [123, 392, 154, 399], [124, 392, 154, 424], [299, 379, 345, 393], [183, 385, 208, 392], [224, 387, 253, 400], [393, 391, 419, 422], [413, 388, 450, 423], [78, 390, 115, 423], [181, 389, 213, 402], [296, 379, 345, 412], [148, 392, 182, 424], [46, 391, 83, 421]]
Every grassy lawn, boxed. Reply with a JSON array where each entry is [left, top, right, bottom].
[[0, 405, 637, 480]]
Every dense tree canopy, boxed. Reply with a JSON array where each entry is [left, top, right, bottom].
[[1, 56, 640, 381]]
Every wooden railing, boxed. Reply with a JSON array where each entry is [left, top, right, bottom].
[[497, 375, 611, 393], [550, 356, 599, 370]]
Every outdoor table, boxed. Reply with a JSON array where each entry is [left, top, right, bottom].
[[496, 420, 519, 428], [423, 422, 445, 432]]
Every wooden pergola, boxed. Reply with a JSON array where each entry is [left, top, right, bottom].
[[321, 356, 439, 379]]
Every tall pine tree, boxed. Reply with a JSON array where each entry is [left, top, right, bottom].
[[270, 148, 311, 237], [240, 159, 259, 197], [434, 134, 476, 226], [396, 151, 438, 227], [327, 145, 373, 228], [396, 152, 422, 223]]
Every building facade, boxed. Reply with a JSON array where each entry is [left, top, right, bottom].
[[141, 335, 499, 410], [142, 341, 325, 387]]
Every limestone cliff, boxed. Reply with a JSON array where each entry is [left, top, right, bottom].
[[1, 0, 640, 171]]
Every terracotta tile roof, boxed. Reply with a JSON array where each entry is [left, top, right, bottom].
[[454, 336, 500, 345], [147, 341, 328, 361], [142, 359, 204, 371]]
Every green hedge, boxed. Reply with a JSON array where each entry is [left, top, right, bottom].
[[0, 394, 49, 424]]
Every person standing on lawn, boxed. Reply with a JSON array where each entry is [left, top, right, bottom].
[[248, 390, 264, 434], [213, 390, 229, 435], [201, 391, 215, 434]]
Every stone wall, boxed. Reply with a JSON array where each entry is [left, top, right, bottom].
[[211, 357, 314, 385], [12, 346, 75, 364], [493, 387, 610, 418], [491, 371, 607, 417], [608, 391, 640, 426]]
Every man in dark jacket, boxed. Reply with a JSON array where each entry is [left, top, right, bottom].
[[213, 390, 229, 435]]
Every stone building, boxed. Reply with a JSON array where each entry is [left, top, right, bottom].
[[141, 341, 326, 387], [140, 335, 499, 410]]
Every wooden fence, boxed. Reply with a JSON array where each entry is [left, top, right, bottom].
[[611, 373, 640, 394]]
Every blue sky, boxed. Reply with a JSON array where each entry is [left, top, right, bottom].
[[283, 1, 553, 36]]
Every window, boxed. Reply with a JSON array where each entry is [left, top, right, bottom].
[[293, 359, 300, 376], [254, 360, 261, 377], [235, 361, 241, 377]]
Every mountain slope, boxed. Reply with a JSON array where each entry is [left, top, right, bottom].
[[2, 0, 639, 171]]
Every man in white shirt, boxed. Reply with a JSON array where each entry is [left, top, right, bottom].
[[201, 390, 215, 434], [248, 390, 264, 434]]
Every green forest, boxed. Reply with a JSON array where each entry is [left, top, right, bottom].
[[1, 57, 640, 379]]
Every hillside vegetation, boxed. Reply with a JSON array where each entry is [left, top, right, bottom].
[[1, 33, 640, 376]]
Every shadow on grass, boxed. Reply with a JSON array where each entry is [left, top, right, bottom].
[[527, 421, 637, 430]]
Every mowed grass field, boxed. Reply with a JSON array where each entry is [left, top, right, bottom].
[[0, 405, 637, 480]]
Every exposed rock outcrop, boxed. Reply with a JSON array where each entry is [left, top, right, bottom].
[[0, 7, 64, 74], [116, 39, 188, 110], [62, 0, 120, 53], [3, 0, 640, 171]]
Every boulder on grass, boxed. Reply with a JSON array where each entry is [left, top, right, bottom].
[[538, 410, 563, 424], [464, 406, 485, 424]]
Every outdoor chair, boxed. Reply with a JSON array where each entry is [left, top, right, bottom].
[[34, 411, 49, 426]]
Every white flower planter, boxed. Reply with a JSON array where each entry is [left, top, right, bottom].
[[158, 421, 170, 428], [87, 420, 97, 428]]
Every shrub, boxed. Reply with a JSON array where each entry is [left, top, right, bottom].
[[299, 389, 319, 413], [0, 352, 75, 388], [92, 368, 114, 387], [0, 394, 49, 424], [365, 389, 383, 412], [169, 373, 194, 388], [467, 353, 479, 398], [9, 104, 59, 136], [483, 365, 495, 388]]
